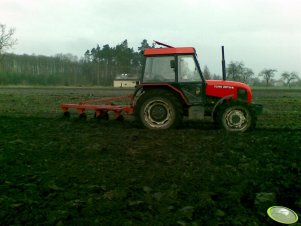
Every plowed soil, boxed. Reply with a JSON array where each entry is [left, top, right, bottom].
[[0, 87, 301, 225]]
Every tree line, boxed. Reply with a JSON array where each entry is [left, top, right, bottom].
[[0, 24, 300, 87], [206, 62, 300, 87], [0, 41, 300, 87], [0, 37, 152, 86]]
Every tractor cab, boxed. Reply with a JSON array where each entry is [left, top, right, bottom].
[[141, 46, 206, 105]]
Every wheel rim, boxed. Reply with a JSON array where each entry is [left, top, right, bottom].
[[144, 100, 172, 128], [224, 108, 248, 131]]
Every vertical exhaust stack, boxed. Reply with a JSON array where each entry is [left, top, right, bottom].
[[222, 46, 226, 81]]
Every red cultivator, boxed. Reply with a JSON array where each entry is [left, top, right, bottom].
[[61, 94, 135, 120]]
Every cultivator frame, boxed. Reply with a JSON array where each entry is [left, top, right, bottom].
[[61, 94, 135, 120]]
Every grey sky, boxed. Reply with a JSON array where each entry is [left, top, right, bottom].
[[1, 0, 300, 76]]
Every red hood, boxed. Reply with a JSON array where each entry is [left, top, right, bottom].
[[205, 80, 252, 102]]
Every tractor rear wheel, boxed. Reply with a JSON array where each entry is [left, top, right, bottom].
[[219, 103, 256, 132], [135, 90, 183, 129]]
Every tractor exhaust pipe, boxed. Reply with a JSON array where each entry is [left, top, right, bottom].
[[222, 46, 226, 81]]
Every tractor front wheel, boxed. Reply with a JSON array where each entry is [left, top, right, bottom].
[[219, 103, 255, 132]]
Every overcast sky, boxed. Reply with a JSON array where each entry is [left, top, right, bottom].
[[1, 0, 300, 76]]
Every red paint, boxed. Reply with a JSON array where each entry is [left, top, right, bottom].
[[61, 95, 135, 116], [205, 80, 252, 102], [144, 47, 195, 56]]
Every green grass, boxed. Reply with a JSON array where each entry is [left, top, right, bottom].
[[0, 87, 301, 225]]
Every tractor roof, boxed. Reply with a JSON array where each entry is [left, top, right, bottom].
[[144, 47, 195, 56]]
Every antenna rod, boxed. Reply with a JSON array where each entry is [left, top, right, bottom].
[[153, 40, 174, 48], [222, 46, 226, 81]]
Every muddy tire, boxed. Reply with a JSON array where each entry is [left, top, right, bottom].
[[135, 89, 183, 129], [219, 103, 256, 132]]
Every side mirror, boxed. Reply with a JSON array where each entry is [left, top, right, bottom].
[[170, 60, 175, 69]]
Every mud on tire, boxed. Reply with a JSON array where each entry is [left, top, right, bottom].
[[218, 102, 256, 132], [134, 89, 183, 129]]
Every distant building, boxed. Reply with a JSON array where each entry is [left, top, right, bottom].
[[113, 79, 138, 88], [113, 73, 138, 88]]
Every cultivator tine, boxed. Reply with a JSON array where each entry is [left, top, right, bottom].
[[76, 109, 86, 119], [61, 107, 70, 118], [79, 113, 87, 119], [63, 111, 70, 118], [95, 110, 102, 118], [115, 115, 124, 121], [95, 110, 109, 121], [60, 94, 134, 123], [77, 108, 85, 114], [114, 111, 124, 121]]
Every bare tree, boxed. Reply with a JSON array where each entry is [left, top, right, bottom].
[[241, 68, 254, 84], [227, 61, 244, 81], [227, 61, 254, 83], [0, 24, 17, 58], [281, 72, 299, 87], [259, 69, 277, 87]]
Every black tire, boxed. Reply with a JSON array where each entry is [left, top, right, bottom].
[[135, 89, 183, 129], [218, 103, 256, 132]]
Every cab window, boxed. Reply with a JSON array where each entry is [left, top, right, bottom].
[[143, 56, 175, 82], [178, 55, 201, 82]]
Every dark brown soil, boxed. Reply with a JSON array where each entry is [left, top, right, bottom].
[[0, 87, 301, 225]]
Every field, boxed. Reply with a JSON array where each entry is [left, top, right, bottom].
[[0, 87, 301, 225]]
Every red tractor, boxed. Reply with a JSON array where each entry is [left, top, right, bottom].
[[61, 42, 262, 132]]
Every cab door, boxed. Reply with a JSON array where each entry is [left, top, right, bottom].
[[177, 55, 205, 104]]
